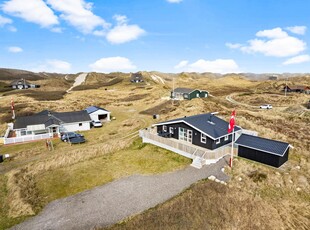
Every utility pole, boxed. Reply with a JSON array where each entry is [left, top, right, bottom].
[[172, 76, 175, 105]]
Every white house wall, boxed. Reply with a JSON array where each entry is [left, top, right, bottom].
[[62, 122, 91, 132], [89, 110, 110, 121]]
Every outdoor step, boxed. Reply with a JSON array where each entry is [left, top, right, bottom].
[[190, 157, 203, 169]]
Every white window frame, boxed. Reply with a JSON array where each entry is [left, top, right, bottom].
[[201, 133, 206, 143], [224, 135, 229, 141], [169, 127, 174, 134], [216, 139, 220, 144], [163, 125, 167, 132]]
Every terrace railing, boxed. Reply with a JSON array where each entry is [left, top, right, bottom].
[[139, 129, 232, 162], [4, 133, 52, 145]]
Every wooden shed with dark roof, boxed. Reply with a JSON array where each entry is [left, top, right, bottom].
[[171, 87, 209, 100], [235, 134, 290, 167]]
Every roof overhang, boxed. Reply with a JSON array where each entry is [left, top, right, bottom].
[[153, 120, 238, 140]]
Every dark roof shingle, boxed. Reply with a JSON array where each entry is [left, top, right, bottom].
[[155, 113, 240, 139], [14, 110, 91, 129], [85, 106, 108, 114], [173, 88, 194, 94]]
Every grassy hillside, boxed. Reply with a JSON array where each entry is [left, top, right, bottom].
[[0, 70, 309, 229]]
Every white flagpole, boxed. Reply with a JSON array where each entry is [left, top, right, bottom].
[[11, 97, 15, 119], [230, 127, 234, 167]]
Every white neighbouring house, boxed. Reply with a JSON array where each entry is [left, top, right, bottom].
[[85, 106, 111, 122], [3, 110, 92, 145]]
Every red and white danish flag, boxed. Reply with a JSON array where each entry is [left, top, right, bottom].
[[228, 110, 236, 133]]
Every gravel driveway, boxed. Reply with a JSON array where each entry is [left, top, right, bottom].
[[11, 156, 230, 230]]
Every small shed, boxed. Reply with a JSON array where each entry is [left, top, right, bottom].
[[268, 75, 278, 80], [85, 106, 110, 122], [235, 134, 290, 168], [130, 73, 143, 83], [171, 88, 208, 100]]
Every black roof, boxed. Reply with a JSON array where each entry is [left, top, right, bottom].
[[235, 134, 289, 156], [10, 79, 31, 86], [130, 73, 143, 80], [155, 113, 241, 140], [173, 87, 194, 94], [14, 110, 91, 129]]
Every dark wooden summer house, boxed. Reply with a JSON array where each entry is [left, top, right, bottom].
[[156, 113, 239, 150], [171, 87, 209, 100], [283, 85, 310, 93], [139, 113, 290, 168]]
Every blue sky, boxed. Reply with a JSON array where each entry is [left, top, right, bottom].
[[0, 0, 310, 74]]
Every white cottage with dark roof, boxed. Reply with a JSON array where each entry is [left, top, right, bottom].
[[9, 78, 40, 89], [7, 110, 91, 144]]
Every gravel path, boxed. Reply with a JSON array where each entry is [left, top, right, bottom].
[[11, 157, 230, 230]]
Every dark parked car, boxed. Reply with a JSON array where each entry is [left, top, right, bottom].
[[60, 132, 84, 142], [68, 136, 86, 144]]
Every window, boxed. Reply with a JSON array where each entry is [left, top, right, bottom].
[[79, 123, 83, 126], [224, 135, 229, 141], [201, 133, 206, 143], [169, 127, 174, 134], [163, 125, 167, 132], [216, 139, 220, 144], [179, 128, 192, 143]]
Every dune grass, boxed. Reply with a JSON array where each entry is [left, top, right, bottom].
[[0, 175, 26, 230], [35, 139, 191, 206]]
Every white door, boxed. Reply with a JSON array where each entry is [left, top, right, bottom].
[[179, 128, 192, 143]]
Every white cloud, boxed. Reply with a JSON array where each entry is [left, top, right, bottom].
[[46, 0, 110, 34], [32, 59, 72, 73], [89, 56, 136, 73], [0, 14, 12, 26], [256, 27, 287, 39], [228, 27, 307, 57], [50, 27, 62, 33], [8, 46, 22, 53], [106, 15, 145, 44], [283, 54, 310, 65], [8, 25, 17, 32], [2, 0, 59, 27], [174, 59, 240, 73], [225, 43, 242, 49], [286, 26, 307, 35], [166, 0, 183, 3], [174, 60, 188, 69]]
